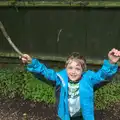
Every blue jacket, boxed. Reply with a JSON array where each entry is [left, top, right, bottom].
[[26, 59, 118, 120]]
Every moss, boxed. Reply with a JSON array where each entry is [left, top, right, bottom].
[[0, 1, 120, 7]]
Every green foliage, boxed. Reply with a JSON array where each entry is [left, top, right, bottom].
[[22, 72, 55, 103], [0, 68, 25, 98], [95, 74, 120, 110], [0, 67, 120, 109], [0, 68, 55, 104]]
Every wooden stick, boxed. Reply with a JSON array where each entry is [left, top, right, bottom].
[[0, 21, 23, 56]]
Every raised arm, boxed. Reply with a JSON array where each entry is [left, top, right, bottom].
[[90, 48, 120, 86], [20, 54, 58, 82]]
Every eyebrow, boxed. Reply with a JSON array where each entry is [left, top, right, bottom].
[[76, 64, 81, 67]]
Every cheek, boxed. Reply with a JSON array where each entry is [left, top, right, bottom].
[[67, 69, 72, 74], [76, 70, 82, 75]]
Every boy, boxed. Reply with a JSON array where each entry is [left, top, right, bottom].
[[21, 48, 120, 120]]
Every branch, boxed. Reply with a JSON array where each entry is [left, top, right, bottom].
[[0, 21, 23, 56]]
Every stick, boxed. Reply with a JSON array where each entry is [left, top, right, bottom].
[[0, 21, 23, 56]]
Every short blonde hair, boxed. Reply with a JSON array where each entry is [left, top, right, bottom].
[[65, 52, 86, 71]]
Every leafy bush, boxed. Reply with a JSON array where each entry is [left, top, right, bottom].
[[0, 67, 120, 109], [22, 72, 55, 103], [0, 67, 55, 103], [0, 68, 25, 98], [95, 74, 120, 110]]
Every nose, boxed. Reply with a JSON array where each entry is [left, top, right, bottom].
[[71, 69, 76, 74]]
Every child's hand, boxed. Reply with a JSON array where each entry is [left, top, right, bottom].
[[20, 54, 32, 64], [108, 48, 120, 64]]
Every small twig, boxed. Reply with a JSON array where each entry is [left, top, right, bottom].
[[0, 21, 23, 56], [57, 29, 62, 42]]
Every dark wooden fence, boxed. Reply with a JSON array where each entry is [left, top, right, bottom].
[[0, 1, 120, 65]]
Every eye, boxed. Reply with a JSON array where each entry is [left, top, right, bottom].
[[76, 67, 81, 71], [68, 66, 73, 70]]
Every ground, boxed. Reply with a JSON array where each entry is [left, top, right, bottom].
[[0, 98, 120, 120]]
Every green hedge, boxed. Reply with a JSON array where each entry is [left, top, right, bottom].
[[0, 67, 120, 110], [95, 76, 120, 110], [0, 67, 55, 104]]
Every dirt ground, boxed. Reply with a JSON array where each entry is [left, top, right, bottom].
[[0, 98, 120, 120]]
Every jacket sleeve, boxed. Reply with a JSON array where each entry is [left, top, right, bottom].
[[26, 58, 58, 82], [90, 59, 118, 86]]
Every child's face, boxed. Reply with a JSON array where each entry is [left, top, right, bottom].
[[66, 60, 83, 82]]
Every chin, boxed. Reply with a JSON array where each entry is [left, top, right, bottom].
[[70, 79, 79, 82]]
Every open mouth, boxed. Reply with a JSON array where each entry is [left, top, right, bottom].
[[69, 75, 77, 79]]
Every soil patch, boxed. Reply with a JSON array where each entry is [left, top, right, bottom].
[[0, 98, 120, 120]]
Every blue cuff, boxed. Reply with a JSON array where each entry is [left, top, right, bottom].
[[27, 58, 38, 68], [103, 59, 118, 73]]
